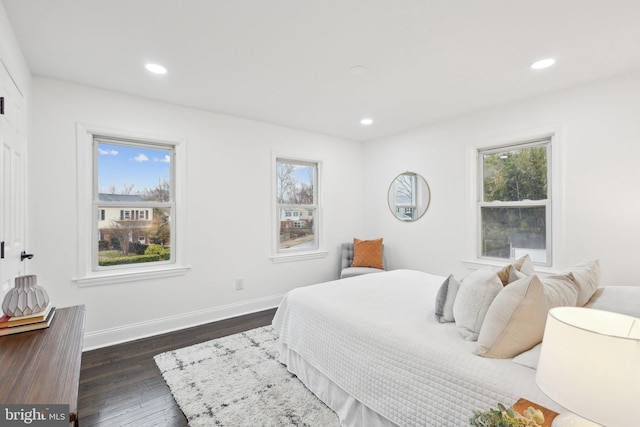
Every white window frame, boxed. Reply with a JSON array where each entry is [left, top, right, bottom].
[[464, 127, 562, 270], [477, 139, 551, 265], [74, 123, 190, 286], [270, 153, 327, 263]]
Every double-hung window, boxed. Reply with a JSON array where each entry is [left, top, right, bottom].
[[275, 158, 319, 253], [478, 138, 551, 265], [94, 138, 174, 268], [75, 123, 188, 285]]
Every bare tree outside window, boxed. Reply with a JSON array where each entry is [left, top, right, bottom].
[[276, 159, 318, 251]]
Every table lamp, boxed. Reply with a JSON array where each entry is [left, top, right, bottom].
[[536, 307, 640, 427]]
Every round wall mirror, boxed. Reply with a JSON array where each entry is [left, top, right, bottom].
[[387, 172, 431, 222]]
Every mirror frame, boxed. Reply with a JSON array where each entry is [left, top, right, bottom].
[[387, 172, 431, 222]]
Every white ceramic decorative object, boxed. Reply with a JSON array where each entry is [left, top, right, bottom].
[[1, 275, 50, 317]]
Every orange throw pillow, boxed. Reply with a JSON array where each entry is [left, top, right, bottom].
[[352, 238, 384, 269]]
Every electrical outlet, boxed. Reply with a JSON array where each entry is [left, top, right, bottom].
[[235, 278, 244, 291]]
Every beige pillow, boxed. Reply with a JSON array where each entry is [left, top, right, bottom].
[[476, 273, 578, 359], [496, 254, 534, 285], [567, 259, 601, 306], [476, 276, 547, 358], [351, 238, 384, 269], [496, 264, 514, 286], [542, 274, 580, 307], [497, 265, 527, 286], [453, 268, 503, 341]]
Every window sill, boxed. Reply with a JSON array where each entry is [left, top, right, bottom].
[[73, 265, 191, 287], [270, 250, 329, 264], [462, 259, 556, 275]]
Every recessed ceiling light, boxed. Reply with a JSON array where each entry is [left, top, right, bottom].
[[350, 66, 368, 76], [361, 118, 373, 125], [530, 58, 556, 70], [145, 63, 167, 74]]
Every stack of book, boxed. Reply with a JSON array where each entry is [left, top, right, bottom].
[[0, 304, 56, 336]]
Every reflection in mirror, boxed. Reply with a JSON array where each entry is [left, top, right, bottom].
[[388, 172, 431, 222]]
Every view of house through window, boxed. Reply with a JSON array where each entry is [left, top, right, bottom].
[[95, 139, 174, 267], [479, 139, 550, 264], [276, 159, 318, 252]]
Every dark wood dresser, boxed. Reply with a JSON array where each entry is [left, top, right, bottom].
[[0, 305, 86, 426]]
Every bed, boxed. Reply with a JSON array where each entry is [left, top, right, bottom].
[[272, 268, 622, 427]]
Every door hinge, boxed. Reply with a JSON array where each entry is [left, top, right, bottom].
[[0, 97, 4, 115]]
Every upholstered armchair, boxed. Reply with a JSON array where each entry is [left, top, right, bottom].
[[339, 242, 386, 279]]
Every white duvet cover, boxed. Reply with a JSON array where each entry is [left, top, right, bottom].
[[272, 269, 563, 427]]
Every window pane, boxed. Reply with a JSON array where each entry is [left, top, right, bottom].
[[98, 206, 171, 266], [276, 161, 314, 204], [279, 207, 316, 250], [481, 206, 546, 262], [275, 158, 319, 254], [482, 145, 547, 202], [97, 142, 171, 202]]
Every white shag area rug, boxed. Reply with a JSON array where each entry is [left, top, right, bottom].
[[154, 325, 341, 427]]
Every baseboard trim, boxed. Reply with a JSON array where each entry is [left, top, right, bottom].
[[82, 293, 284, 351]]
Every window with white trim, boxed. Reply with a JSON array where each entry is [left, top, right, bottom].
[[75, 123, 188, 286], [275, 158, 319, 253], [478, 138, 551, 265]]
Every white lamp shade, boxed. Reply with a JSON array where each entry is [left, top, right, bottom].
[[536, 307, 640, 427]]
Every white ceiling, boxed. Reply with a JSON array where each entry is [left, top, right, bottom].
[[3, 0, 640, 141]]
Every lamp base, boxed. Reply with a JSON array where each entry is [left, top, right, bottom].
[[552, 412, 602, 427]]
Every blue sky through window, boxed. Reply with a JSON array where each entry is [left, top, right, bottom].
[[291, 165, 313, 187], [98, 143, 171, 194]]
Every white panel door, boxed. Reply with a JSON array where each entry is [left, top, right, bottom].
[[0, 61, 26, 297]]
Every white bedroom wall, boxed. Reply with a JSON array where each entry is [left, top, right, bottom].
[[0, 3, 29, 92], [29, 77, 364, 348], [362, 71, 640, 286]]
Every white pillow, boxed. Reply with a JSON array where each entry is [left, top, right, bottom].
[[434, 274, 461, 323], [475, 274, 578, 358], [516, 254, 535, 276], [453, 268, 503, 341], [509, 267, 526, 283], [585, 286, 640, 318], [567, 259, 601, 306]]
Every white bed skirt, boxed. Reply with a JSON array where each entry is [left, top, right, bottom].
[[279, 341, 399, 427]]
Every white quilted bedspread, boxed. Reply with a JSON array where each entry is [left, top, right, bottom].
[[272, 269, 563, 427]]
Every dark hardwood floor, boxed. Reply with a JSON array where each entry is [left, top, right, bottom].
[[78, 308, 277, 427]]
